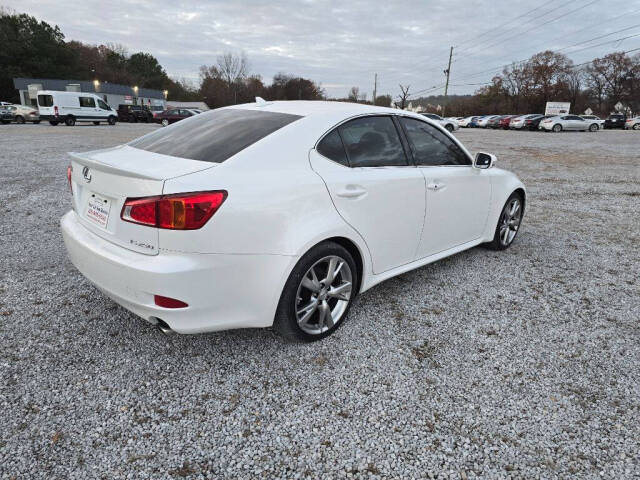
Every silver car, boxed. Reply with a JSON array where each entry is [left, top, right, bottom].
[[510, 114, 542, 130], [624, 117, 640, 130], [539, 115, 600, 132]]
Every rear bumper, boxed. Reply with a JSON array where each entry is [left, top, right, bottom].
[[61, 211, 296, 334]]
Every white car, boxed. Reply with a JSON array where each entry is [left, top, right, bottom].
[[580, 115, 605, 129], [458, 116, 477, 128], [509, 114, 542, 130], [61, 101, 525, 341], [539, 115, 600, 132], [624, 117, 640, 130], [421, 113, 459, 132], [37, 90, 117, 126]]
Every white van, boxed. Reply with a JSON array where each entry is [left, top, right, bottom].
[[37, 90, 117, 126]]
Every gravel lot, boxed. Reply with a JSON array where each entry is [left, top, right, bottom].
[[1, 123, 639, 479]]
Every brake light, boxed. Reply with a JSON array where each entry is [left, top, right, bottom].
[[154, 295, 188, 308], [66, 165, 73, 193], [121, 191, 227, 230], [54, 106, 59, 116]]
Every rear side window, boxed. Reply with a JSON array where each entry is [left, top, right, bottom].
[[317, 129, 348, 166], [338, 116, 407, 167], [129, 109, 302, 163], [38, 95, 53, 107], [79, 97, 95, 108], [400, 117, 470, 166]]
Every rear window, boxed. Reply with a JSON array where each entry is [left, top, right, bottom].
[[38, 95, 53, 107], [129, 109, 302, 163]]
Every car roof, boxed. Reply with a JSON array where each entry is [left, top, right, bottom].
[[224, 100, 403, 118]]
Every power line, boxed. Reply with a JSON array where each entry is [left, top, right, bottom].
[[454, 0, 599, 62]]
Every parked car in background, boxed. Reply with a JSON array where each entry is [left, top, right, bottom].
[[148, 105, 165, 119], [0, 105, 15, 124], [498, 115, 518, 129], [625, 117, 640, 130], [539, 115, 600, 132], [477, 115, 499, 128], [580, 115, 604, 129], [510, 114, 543, 130], [469, 116, 484, 127], [60, 101, 525, 341], [37, 91, 117, 126], [5, 104, 40, 124], [487, 115, 505, 129], [117, 104, 153, 123], [458, 116, 477, 127], [421, 113, 459, 132], [155, 108, 197, 126], [604, 114, 627, 129]]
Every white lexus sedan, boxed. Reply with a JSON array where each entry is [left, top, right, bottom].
[[61, 101, 525, 341]]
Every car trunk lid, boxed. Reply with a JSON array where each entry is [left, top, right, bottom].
[[69, 145, 215, 255]]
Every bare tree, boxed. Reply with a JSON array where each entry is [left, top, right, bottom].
[[395, 84, 410, 109], [216, 52, 249, 89], [348, 86, 360, 102]]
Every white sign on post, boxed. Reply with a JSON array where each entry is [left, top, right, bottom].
[[584, 108, 593, 115], [545, 102, 571, 115]]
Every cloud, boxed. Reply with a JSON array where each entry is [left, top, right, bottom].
[[3, 0, 633, 98]]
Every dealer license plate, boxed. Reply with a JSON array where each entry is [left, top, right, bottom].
[[86, 193, 111, 228]]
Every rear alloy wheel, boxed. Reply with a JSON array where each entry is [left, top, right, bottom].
[[633, 124, 640, 130], [487, 193, 523, 250], [15, 116, 25, 124], [161, 119, 169, 127], [589, 123, 598, 132], [445, 124, 454, 132], [274, 242, 357, 342], [552, 124, 562, 133], [65, 116, 76, 126]]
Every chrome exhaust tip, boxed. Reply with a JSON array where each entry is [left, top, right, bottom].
[[151, 317, 175, 334]]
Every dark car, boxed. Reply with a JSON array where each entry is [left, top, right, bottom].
[[155, 108, 196, 127], [0, 106, 15, 124], [487, 115, 505, 129], [117, 104, 153, 123], [604, 114, 627, 129], [529, 115, 552, 131]]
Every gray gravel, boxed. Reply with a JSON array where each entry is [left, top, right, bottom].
[[1, 123, 639, 479]]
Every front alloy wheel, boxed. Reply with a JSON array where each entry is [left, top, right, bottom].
[[487, 193, 523, 250]]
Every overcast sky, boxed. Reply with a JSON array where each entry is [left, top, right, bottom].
[[3, 0, 640, 99]]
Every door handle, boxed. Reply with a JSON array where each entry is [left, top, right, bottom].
[[427, 182, 445, 191], [336, 186, 367, 198]]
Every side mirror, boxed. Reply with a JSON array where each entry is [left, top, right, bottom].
[[474, 152, 496, 169]]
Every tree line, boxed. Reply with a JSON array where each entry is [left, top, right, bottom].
[[414, 50, 640, 117]]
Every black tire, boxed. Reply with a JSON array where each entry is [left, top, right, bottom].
[[49, 121, 59, 126], [15, 116, 25, 124], [65, 116, 76, 126], [273, 241, 358, 342], [132, 116, 138, 123], [486, 191, 524, 251], [589, 123, 598, 132], [633, 124, 640, 130], [33, 120, 40, 124], [445, 124, 454, 132], [108, 116, 117, 125], [552, 124, 562, 133], [1, 120, 9, 125], [93, 121, 100, 125]]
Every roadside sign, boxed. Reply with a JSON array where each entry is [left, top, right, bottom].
[[614, 102, 624, 112], [584, 108, 593, 115], [124, 95, 133, 104], [545, 102, 571, 115]]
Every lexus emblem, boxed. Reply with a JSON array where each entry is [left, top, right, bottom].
[[82, 166, 92, 183]]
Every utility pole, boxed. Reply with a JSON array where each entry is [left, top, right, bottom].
[[373, 73, 377, 105], [442, 46, 453, 117]]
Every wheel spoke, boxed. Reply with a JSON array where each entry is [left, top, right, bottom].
[[297, 299, 318, 327], [324, 257, 339, 285], [301, 268, 321, 292], [501, 226, 509, 244], [509, 200, 519, 217], [328, 281, 352, 301], [317, 301, 330, 330]]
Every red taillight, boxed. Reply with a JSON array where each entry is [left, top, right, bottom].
[[54, 106, 59, 117], [121, 191, 227, 230], [154, 295, 188, 308], [66, 165, 73, 193]]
